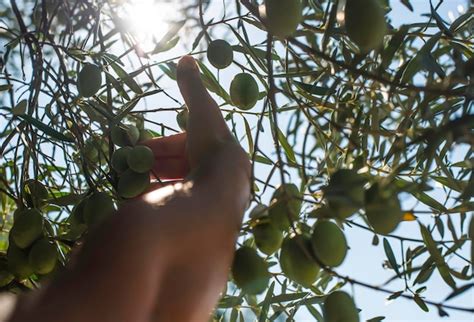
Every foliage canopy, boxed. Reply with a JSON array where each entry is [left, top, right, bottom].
[[0, 0, 473, 320]]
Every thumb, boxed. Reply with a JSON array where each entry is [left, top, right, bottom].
[[177, 56, 231, 166]]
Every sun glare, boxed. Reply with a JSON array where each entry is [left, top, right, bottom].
[[122, 0, 175, 52]]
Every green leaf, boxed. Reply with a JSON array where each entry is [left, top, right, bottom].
[[270, 292, 308, 303], [383, 238, 400, 277], [104, 57, 143, 94], [277, 128, 296, 163], [19, 115, 74, 143], [196, 61, 231, 103], [367, 317, 385, 322], [413, 294, 429, 312], [12, 99, 27, 115], [419, 224, 456, 289], [400, 0, 413, 11], [293, 81, 334, 96], [258, 282, 274, 322], [410, 191, 448, 212], [152, 36, 179, 54]]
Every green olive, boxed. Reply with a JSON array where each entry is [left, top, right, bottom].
[[28, 239, 57, 275], [117, 170, 150, 199], [111, 124, 140, 147], [323, 169, 366, 219], [176, 109, 189, 131], [365, 184, 402, 235], [77, 64, 102, 97], [265, 0, 302, 38], [231, 246, 270, 294], [268, 184, 301, 231], [280, 235, 319, 287], [310, 220, 347, 267], [324, 291, 360, 322], [7, 244, 34, 280], [252, 221, 283, 255], [83, 192, 115, 227], [11, 209, 43, 249], [207, 39, 234, 69], [111, 146, 133, 173], [230, 73, 259, 110], [344, 0, 387, 52], [127, 145, 154, 173]]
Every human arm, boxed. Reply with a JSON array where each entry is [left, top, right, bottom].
[[9, 56, 251, 322]]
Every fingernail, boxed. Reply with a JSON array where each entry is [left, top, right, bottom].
[[178, 55, 198, 72]]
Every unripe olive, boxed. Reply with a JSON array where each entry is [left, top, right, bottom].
[[230, 73, 259, 110], [311, 220, 347, 267], [28, 239, 57, 275], [176, 109, 189, 131], [323, 169, 366, 219], [344, 0, 387, 52], [324, 291, 360, 322], [127, 145, 154, 173], [280, 235, 319, 287], [252, 221, 283, 255], [118, 170, 150, 199], [231, 246, 270, 294], [77, 64, 102, 97], [365, 184, 402, 235], [7, 244, 34, 280], [11, 209, 43, 249], [264, 0, 302, 38], [111, 124, 140, 147], [111, 147, 133, 173], [207, 39, 234, 69], [83, 192, 115, 227], [268, 184, 301, 231]]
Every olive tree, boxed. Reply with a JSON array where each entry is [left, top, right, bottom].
[[0, 0, 473, 321]]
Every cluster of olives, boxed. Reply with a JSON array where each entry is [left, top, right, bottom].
[[1, 180, 59, 286], [322, 169, 403, 235], [110, 124, 154, 199], [231, 183, 349, 294]]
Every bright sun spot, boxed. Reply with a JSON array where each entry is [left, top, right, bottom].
[[122, 0, 175, 52]]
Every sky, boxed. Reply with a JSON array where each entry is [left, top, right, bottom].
[[118, 0, 473, 321]]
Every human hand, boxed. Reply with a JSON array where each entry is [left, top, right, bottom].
[[142, 56, 250, 199]]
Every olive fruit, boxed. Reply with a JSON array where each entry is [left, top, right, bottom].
[[111, 147, 133, 173], [365, 184, 402, 235], [324, 291, 359, 322], [111, 124, 140, 147], [28, 239, 57, 275], [311, 220, 347, 267], [24, 179, 48, 207], [249, 204, 269, 219], [77, 64, 102, 97], [323, 169, 366, 219], [10, 209, 43, 249], [207, 39, 234, 69], [66, 201, 88, 239], [118, 170, 150, 199], [84, 139, 99, 161], [176, 109, 189, 131], [344, 0, 387, 52], [231, 246, 270, 294], [127, 145, 154, 173], [83, 192, 115, 227], [7, 244, 34, 279], [280, 235, 319, 287], [268, 184, 301, 231], [264, 0, 302, 38], [252, 221, 283, 255], [230, 73, 259, 110]]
